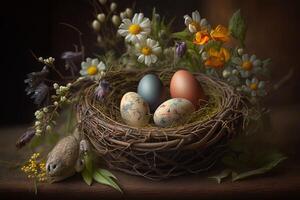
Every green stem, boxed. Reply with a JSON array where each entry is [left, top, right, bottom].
[[66, 105, 74, 134], [34, 179, 38, 195]]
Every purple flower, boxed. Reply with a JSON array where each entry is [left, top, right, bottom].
[[24, 66, 49, 89], [94, 80, 111, 101], [61, 51, 83, 75], [27, 83, 49, 106], [16, 129, 35, 149], [25, 67, 50, 106], [175, 42, 187, 57]]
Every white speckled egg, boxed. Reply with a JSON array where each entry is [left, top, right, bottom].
[[120, 92, 150, 127], [154, 98, 195, 127]]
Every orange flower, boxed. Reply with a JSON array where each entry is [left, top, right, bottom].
[[193, 31, 210, 45], [210, 25, 230, 43], [204, 47, 230, 69]]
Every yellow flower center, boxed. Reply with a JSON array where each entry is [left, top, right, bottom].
[[250, 83, 258, 90], [87, 65, 98, 75], [129, 24, 142, 35], [141, 47, 152, 55], [242, 61, 253, 71]]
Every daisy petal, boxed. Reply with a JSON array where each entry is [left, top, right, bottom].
[[232, 57, 242, 65], [145, 56, 151, 66], [188, 24, 197, 33], [125, 34, 134, 42], [136, 34, 145, 42], [200, 18, 208, 26], [253, 59, 262, 67], [132, 13, 139, 24], [252, 77, 258, 84], [97, 62, 106, 70], [137, 55, 145, 63], [242, 54, 249, 61], [258, 81, 265, 89], [91, 59, 99, 66], [80, 70, 86, 76], [122, 18, 132, 25], [137, 13, 144, 24], [251, 91, 257, 97], [150, 55, 158, 63], [184, 15, 192, 26], [246, 79, 251, 86], [81, 62, 89, 68], [152, 46, 162, 54], [86, 57, 92, 63], [118, 29, 129, 36], [250, 55, 257, 62], [140, 18, 150, 28], [192, 11, 201, 22]]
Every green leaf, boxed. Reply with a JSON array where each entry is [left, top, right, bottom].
[[29, 135, 43, 150], [98, 169, 118, 180], [222, 136, 287, 182], [93, 169, 122, 193], [151, 7, 159, 38], [209, 169, 232, 184], [262, 58, 272, 67], [228, 9, 247, 47], [84, 153, 93, 174], [172, 30, 191, 40], [46, 132, 60, 146], [232, 153, 287, 181], [81, 168, 93, 186], [204, 40, 223, 51], [81, 152, 94, 186]]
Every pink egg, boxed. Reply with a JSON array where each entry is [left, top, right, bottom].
[[170, 70, 206, 108]]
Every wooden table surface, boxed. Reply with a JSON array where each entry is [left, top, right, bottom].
[[1, 105, 300, 200]]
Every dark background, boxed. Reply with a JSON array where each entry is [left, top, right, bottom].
[[0, 0, 299, 126]]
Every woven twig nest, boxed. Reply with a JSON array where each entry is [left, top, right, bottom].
[[77, 69, 245, 180]]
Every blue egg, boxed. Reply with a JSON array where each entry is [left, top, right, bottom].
[[137, 74, 165, 112]]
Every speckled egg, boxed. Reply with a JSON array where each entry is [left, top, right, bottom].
[[153, 98, 195, 127], [170, 70, 206, 108], [137, 74, 166, 112], [120, 92, 150, 127]]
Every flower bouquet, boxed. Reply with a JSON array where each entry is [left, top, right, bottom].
[[17, 0, 286, 192]]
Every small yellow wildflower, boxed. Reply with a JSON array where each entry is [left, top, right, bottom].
[[21, 153, 47, 182]]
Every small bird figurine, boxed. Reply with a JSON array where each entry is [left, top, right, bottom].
[[46, 129, 87, 183]]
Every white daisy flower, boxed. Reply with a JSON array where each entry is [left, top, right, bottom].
[[243, 77, 266, 97], [135, 38, 162, 66], [80, 58, 106, 80], [184, 10, 211, 33], [232, 54, 262, 78], [118, 13, 151, 43]]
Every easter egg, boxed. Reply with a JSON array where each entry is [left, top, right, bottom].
[[170, 70, 206, 108], [137, 74, 166, 112], [120, 92, 150, 127], [153, 98, 195, 127]]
